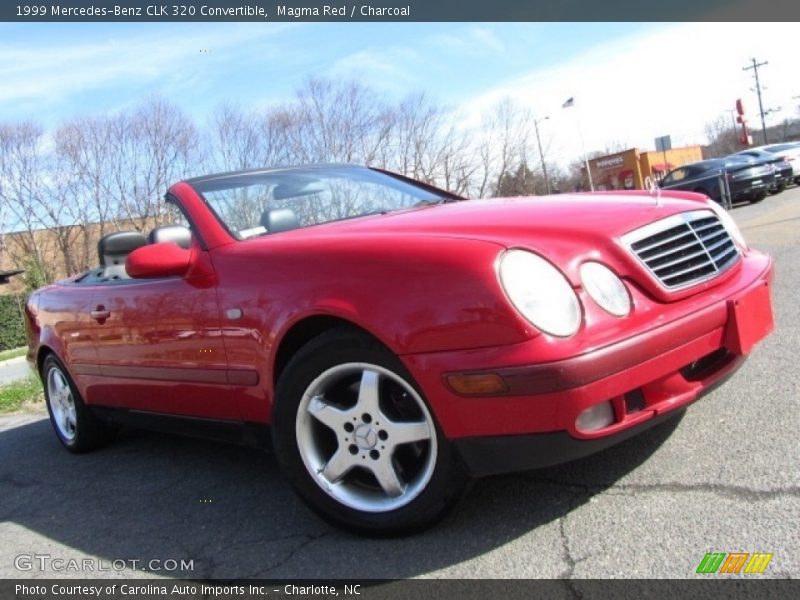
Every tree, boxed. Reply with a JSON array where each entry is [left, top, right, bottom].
[[283, 78, 392, 164], [703, 115, 742, 158], [0, 122, 57, 282], [2, 77, 612, 286], [126, 98, 202, 227], [496, 161, 539, 197]]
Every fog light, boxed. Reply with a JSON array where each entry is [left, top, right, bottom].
[[575, 401, 615, 432]]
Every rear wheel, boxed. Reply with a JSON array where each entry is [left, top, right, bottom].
[[42, 355, 116, 453], [272, 328, 468, 535], [750, 191, 767, 203]]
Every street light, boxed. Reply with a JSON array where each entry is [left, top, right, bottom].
[[533, 116, 550, 194], [562, 97, 594, 191]]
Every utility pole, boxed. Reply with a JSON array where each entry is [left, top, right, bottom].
[[743, 58, 769, 145], [533, 116, 550, 194]]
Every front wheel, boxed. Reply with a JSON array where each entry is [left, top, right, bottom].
[[272, 329, 468, 535]]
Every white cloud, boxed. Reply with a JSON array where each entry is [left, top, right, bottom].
[[456, 23, 800, 167], [326, 47, 421, 90], [0, 24, 297, 110], [326, 25, 510, 96], [428, 26, 506, 56]]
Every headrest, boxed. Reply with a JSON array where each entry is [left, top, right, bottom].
[[97, 231, 147, 265], [148, 225, 191, 249]]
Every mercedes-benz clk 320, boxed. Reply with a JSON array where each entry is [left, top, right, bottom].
[[24, 165, 774, 534]]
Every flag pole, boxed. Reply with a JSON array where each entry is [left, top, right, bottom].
[[563, 97, 595, 192]]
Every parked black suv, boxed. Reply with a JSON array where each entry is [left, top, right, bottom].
[[658, 157, 774, 204]]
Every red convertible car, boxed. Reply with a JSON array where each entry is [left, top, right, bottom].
[[24, 165, 774, 534]]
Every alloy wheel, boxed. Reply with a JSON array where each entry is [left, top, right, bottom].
[[47, 366, 77, 442], [295, 362, 437, 513]]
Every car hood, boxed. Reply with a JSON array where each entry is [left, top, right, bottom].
[[261, 191, 717, 296], [394, 193, 696, 235], [299, 192, 708, 254]]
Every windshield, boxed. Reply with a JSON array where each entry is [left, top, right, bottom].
[[189, 166, 449, 239], [765, 143, 800, 152]]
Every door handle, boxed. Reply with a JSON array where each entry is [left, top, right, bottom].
[[90, 306, 110, 323]]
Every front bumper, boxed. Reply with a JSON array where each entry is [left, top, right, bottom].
[[403, 251, 774, 475], [453, 361, 739, 476]]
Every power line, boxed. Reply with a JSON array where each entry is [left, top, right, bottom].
[[743, 58, 769, 145]]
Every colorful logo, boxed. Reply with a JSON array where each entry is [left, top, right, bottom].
[[696, 552, 773, 574]]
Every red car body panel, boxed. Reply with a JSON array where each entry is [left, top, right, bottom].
[[408, 251, 772, 439], [25, 171, 775, 473]]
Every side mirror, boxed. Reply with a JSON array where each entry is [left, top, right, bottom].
[[126, 242, 191, 279]]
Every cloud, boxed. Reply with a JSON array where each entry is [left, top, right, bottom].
[[324, 25, 510, 97], [428, 26, 506, 56], [0, 24, 297, 113], [326, 47, 421, 91], [456, 23, 800, 166]]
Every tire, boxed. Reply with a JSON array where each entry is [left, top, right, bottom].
[[769, 182, 786, 195], [750, 191, 767, 204], [42, 354, 117, 453], [272, 328, 468, 536]]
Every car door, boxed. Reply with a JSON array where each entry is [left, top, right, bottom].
[[36, 282, 99, 392], [89, 234, 238, 421]]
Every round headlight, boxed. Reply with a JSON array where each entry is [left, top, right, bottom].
[[498, 250, 581, 337], [708, 201, 748, 250], [580, 262, 631, 317]]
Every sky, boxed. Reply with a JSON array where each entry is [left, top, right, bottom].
[[1, 21, 798, 168]]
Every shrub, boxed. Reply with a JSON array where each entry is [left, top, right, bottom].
[[0, 294, 27, 352]]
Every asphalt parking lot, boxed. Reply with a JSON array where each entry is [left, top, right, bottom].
[[1, 189, 798, 580]]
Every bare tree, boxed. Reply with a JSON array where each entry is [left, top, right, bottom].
[[127, 98, 202, 227], [209, 103, 294, 172], [0, 122, 56, 282], [703, 115, 744, 158], [466, 99, 539, 198], [3, 77, 620, 286], [285, 78, 393, 164]]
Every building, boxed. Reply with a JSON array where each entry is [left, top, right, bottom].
[[0, 217, 156, 295], [587, 145, 704, 191]]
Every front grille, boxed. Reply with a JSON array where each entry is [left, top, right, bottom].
[[622, 210, 740, 290]]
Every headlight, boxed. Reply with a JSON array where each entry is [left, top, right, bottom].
[[708, 201, 748, 250], [498, 249, 581, 337], [580, 262, 631, 317]]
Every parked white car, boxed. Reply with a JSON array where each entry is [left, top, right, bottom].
[[754, 142, 800, 183]]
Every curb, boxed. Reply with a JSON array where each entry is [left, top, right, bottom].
[[0, 355, 28, 368]]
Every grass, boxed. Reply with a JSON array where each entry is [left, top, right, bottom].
[[0, 346, 27, 362], [0, 373, 43, 413]]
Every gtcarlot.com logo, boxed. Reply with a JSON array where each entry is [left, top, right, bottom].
[[15, 554, 194, 573], [696, 552, 773, 574]]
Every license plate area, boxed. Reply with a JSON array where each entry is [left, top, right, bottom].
[[725, 281, 774, 355]]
